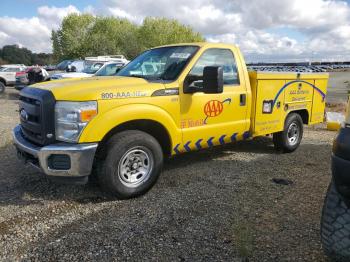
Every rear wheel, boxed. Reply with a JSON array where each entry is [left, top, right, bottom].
[[273, 113, 303, 153], [0, 82, 5, 93], [321, 182, 350, 261], [98, 130, 163, 199]]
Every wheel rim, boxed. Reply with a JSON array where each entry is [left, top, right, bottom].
[[287, 122, 300, 146], [118, 146, 153, 188]]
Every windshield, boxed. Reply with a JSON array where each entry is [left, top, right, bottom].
[[82, 62, 104, 74], [117, 45, 199, 81], [95, 63, 124, 76]]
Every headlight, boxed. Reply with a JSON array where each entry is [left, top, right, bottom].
[[55, 101, 97, 142]]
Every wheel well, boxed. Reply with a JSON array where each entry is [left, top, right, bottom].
[[0, 78, 6, 85], [97, 120, 172, 158], [290, 109, 309, 124]]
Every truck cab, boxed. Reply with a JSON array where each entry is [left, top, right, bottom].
[[13, 43, 328, 198]]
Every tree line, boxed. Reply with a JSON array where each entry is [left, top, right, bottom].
[[0, 15, 204, 65], [0, 45, 54, 65], [52, 15, 205, 61]]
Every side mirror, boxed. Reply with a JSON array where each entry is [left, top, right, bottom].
[[183, 66, 223, 94], [202, 66, 223, 94]]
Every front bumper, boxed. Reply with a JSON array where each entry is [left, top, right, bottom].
[[12, 125, 98, 177]]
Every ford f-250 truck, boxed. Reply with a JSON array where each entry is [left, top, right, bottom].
[[13, 43, 329, 199], [321, 99, 350, 261]]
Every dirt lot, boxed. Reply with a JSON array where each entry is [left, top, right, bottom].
[[0, 88, 336, 261]]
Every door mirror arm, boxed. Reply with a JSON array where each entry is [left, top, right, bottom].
[[183, 75, 203, 94], [183, 67, 223, 94]]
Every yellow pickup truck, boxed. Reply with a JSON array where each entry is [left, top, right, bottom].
[[13, 43, 328, 198]]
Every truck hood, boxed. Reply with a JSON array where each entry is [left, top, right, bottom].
[[32, 76, 166, 101]]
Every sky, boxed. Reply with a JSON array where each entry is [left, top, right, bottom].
[[0, 0, 350, 62]]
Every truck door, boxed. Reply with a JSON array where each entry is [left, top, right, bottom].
[[178, 48, 249, 153]]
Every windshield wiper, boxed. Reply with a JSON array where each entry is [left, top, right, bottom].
[[129, 74, 147, 79], [129, 74, 163, 81]]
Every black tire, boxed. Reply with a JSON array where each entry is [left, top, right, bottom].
[[97, 130, 163, 199], [0, 82, 5, 93], [321, 182, 350, 261], [273, 113, 303, 153]]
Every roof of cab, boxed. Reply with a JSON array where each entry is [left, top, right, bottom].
[[152, 42, 238, 49]]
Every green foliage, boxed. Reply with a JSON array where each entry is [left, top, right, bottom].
[[138, 17, 204, 50], [0, 58, 7, 65], [31, 53, 55, 65], [85, 17, 140, 58], [52, 15, 205, 60], [1, 45, 32, 64], [0, 45, 54, 65], [52, 14, 96, 60]]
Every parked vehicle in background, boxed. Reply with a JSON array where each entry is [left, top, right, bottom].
[[51, 61, 127, 80], [0, 64, 26, 71], [85, 55, 129, 64], [13, 43, 328, 199], [15, 67, 49, 91], [93, 62, 125, 76], [43, 65, 57, 71], [321, 100, 350, 262], [55, 60, 74, 71], [50, 61, 104, 80], [0, 65, 26, 93]]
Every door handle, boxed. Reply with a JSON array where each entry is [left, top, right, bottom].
[[240, 94, 246, 106]]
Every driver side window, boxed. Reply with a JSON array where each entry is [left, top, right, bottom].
[[188, 48, 239, 88]]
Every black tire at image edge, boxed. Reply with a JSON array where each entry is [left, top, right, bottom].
[[321, 182, 350, 261]]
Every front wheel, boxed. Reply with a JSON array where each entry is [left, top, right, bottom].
[[98, 130, 163, 199], [321, 182, 350, 261], [273, 113, 303, 153]]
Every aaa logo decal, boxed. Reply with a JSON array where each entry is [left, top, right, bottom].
[[204, 98, 231, 124], [204, 100, 224, 117]]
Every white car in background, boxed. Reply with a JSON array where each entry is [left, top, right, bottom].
[[50, 60, 99, 80], [0, 64, 26, 71], [50, 55, 129, 80], [0, 65, 27, 92], [50, 61, 126, 80], [85, 55, 129, 64], [94, 61, 126, 76]]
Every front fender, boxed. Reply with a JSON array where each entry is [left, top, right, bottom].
[[79, 103, 181, 147]]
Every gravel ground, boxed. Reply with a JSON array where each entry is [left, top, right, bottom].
[[0, 87, 335, 261]]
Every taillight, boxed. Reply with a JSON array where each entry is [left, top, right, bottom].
[[16, 71, 26, 77]]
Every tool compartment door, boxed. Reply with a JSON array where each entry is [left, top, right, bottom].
[[253, 79, 285, 136], [284, 80, 314, 106], [311, 78, 327, 124]]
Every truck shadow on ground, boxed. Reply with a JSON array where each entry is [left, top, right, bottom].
[[0, 136, 330, 207], [0, 139, 332, 261]]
